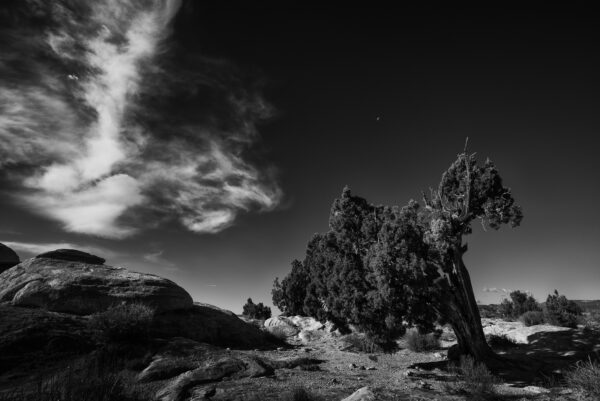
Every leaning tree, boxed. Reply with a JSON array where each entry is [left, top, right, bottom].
[[273, 146, 522, 366]]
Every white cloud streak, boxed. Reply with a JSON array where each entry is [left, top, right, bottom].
[[0, 0, 281, 238]]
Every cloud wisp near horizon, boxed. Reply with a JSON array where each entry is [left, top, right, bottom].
[[0, 0, 281, 239]]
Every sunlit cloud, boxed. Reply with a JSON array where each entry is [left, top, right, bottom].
[[0, 0, 281, 238]]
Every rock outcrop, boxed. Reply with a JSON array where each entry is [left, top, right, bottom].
[[264, 316, 301, 337], [0, 243, 19, 274], [482, 318, 573, 344], [0, 252, 193, 315], [341, 387, 376, 401], [152, 303, 273, 349], [35, 249, 105, 265]]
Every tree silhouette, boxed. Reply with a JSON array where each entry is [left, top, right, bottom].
[[273, 146, 522, 365]]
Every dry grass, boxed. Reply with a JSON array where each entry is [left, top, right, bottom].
[[341, 333, 382, 353], [485, 333, 517, 349], [0, 358, 145, 401], [404, 330, 440, 352], [564, 358, 600, 398], [447, 355, 499, 400], [89, 303, 155, 344]]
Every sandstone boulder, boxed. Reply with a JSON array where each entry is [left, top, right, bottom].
[[341, 386, 376, 401], [482, 318, 572, 344], [0, 243, 19, 274], [287, 315, 324, 331], [152, 303, 273, 349], [264, 316, 300, 337], [35, 249, 105, 265], [0, 254, 193, 315]]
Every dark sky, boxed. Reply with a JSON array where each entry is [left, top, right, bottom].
[[1, 3, 599, 312]]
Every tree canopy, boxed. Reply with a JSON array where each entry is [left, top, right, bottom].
[[273, 148, 522, 362]]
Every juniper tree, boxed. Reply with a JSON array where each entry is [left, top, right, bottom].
[[274, 146, 522, 365]]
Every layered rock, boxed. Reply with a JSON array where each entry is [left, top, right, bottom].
[[0, 243, 19, 274], [152, 303, 273, 349], [0, 252, 193, 315], [35, 249, 105, 265]]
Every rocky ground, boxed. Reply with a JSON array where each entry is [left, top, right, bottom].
[[0, 246, 599, 401]]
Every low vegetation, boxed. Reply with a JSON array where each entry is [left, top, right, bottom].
[[88, 303, 154, 344], [499, 290, 541, 320], [404, 329, 440, 352], [564, 358, 600, 398], [342, 333, 383, 353], [519, 310, 545, 326], [0, 355, 144, 401], [242, 298, 272, 320], [447, 355, 499, 399], [485, 333, 517, 349], [544, 290, 582, 328]]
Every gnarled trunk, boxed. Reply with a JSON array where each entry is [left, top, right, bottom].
[[443, 245, 504, 368]]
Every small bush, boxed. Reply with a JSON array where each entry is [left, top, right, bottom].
[[519, 310, 545, 326], [544, 290, 582, 328], [342, 333, 383, 353], [580, 311, 600, 332], [89, 303, 154, 343], [404, 329, 440, 352], [448, 355, 499, 399], [486, 333, 517, 349], [564, 358, 600, 398], [242, 298, 272, 320], [500, 290, 540, 320]]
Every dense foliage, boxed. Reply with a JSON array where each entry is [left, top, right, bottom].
[[242, 298, 272, 320], [273, 149, 523, 360], [499, 290, 541, 320], [544, 290, 582, 328]]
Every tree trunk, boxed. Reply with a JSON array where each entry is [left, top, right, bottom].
[[444, 245, 504, 368]]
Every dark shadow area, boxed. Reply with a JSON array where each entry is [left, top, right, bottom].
[[407, 327, 600, 387]]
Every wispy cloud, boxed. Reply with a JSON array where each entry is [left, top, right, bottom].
[[1, 240, 118, 260], [0, 0, 281, 238], [142, 250, 178, 271]]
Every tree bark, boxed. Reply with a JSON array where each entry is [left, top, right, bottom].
[[443, 245, 505, 368]]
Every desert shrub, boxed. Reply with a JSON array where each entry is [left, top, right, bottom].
[[242, 298, 272, 320], [89, 303, 154, 343], [448, 355, 499, 399], [342, 333, 383, 353], [485, 333, 517, 349], [580, 311, 600, 332], [478, 304, 501, 319], [519, 310, 545, 326], [404, 329, 440, 352], [544, 290, 582, 328], [499, 290, 540, 320], [564, 358, 600, 398]]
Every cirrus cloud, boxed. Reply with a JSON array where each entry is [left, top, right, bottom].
[[0, 0, 281, 238]]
